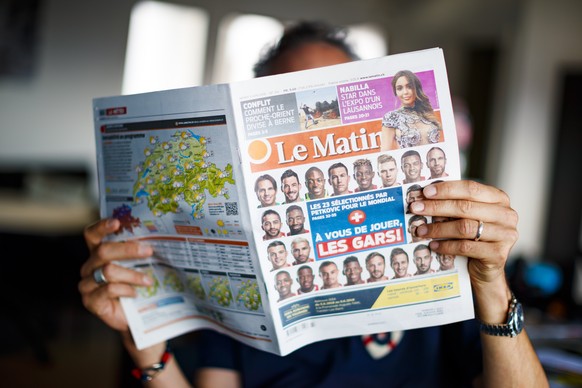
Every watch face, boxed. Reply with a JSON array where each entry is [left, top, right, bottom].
[[512, 301, 524, 333]]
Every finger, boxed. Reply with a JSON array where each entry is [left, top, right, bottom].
[[79, 263, 153, 292], [409, 199, 518, 228], [80, 240, 154, 277], [416, 218, 518, 244], [428, 239, 511, 270], [423, 180, 510, 207], [84, 218, 120, 250]]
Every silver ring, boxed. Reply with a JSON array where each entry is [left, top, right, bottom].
[[93, 267, 108, 285], [474, 220, 484, 241]]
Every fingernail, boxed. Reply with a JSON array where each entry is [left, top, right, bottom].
[[106, 218, 118, 228], [429, 241, 440, 250], [138, 243, 153, 256], [143, 276, 153, 286], [417, 225, 428, 236], [424, 185, 437, 197], [411, 202, 424, 212]]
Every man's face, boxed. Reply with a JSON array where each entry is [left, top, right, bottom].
[[354, 164, 374, 191], [256, 179, 276, 206], [437, 254, 455, 271], [378, 160, 398, 187], [261, 213, 281, 239], [320, 263, 339, 288], [407, 189, 425, 204], [291, 240, 311, 264], [281, 176, 301, 203], [408, 219, 427, 242], [267, 245, 288, 270], [306, 169, 326, 198], [414, 248, 433, 274], [366, 255, 385, 281], [401, 155, 422, 182], [286, 208, 305, 235], [427, 149, 447, 178], [391, 253, 409, 278], [275, 272, 293, 298], [343, 261, 363, 284], [329, 166, 350, 195], [297, 268, 315, 292]]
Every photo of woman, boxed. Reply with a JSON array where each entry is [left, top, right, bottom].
[[381, 70, 442, 150]]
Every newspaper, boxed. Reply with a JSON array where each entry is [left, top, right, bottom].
[[92, 47, 474, 356]]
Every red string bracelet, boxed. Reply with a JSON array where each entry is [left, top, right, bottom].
[[131, 345, 172, 382]]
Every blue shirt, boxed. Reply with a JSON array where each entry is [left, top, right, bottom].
[[194, 320, 482, 387]]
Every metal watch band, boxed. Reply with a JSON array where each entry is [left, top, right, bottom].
[[478, 292, 523, 337]]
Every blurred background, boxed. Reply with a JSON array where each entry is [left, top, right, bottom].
[[1, 0, 581, 386]]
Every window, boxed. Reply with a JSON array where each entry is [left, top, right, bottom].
[[122, 1, 208, 94]]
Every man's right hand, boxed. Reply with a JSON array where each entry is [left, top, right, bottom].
[[78, 218, 154, 332]]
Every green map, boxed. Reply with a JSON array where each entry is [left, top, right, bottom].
[[132, 130, 235, 219]]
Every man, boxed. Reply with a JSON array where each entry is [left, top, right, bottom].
[[437, 253, 456, 271], [343, 256, 365, 285], [285, 205, 309, 235], [305, 166, 327, 199], [390, 247, 412, 279], [296, 265, 319, 294], [80, 20, 547, 388], [255, 174, 278, 207], [280, 169, 302, 203], [261, 209, 285, 240], [274, 270, 296, 301], [328, 162, 352, 196], [401, 150, 425, 184], [413, 244, 435, 275], [267, 240, 291, 271], [290, 237, 314, 265], [377, 154, 400, 188], [353, 158, 377, 192], [405, 184, 425, 213], [426, 146, 449, 179], [408, 214, 429, 243], [319, 261, 342, 289], [301, 103, 316, 129], [365, 251, 389, 282]]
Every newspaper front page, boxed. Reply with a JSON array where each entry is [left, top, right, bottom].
[[92, 47, 474, 356]]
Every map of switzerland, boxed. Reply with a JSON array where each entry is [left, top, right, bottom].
[[132, 129, 235, 219]]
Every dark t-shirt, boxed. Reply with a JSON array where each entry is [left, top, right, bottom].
[[193, 320, 483, 387]]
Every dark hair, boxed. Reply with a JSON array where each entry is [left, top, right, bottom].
[[253, 20, 359, 78], [255, 174, 277, 193]]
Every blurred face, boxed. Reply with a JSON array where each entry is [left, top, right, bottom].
[[297, 267, 315, 292], [267, 42, 353, 76], [414, 248, 433, 274], [256, 179, 276, 206], [427, 149, 447, 178], [437, 254, 456, 271], [306, 169, 326, 198], [354, 164, 374, 191], [402, 155, 423, 182], [407, 189, 425, 204], [366, 255, 385, 281], [343, 261, 363, 285], [292, 240, 311, 264], [391, 253, 409, 278], [275, 272, 293, 298], [286, 208, 306, 235], [320, 263, 340, 288], [394, 75, 417, 107], [409, 219, 427, 242], [268, 245, 288, 270], [261, 213, 282, 239], [282, 175, 301, 203], [329, 166, 350, 195], [378, 160, 398, 187]]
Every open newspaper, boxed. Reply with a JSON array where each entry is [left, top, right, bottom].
[[93, 47, 474, 356]]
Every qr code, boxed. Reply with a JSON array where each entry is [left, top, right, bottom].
[[225, 202, 238, 216]]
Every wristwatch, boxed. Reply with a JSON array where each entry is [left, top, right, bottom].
[[479, 292, 524, 337]]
